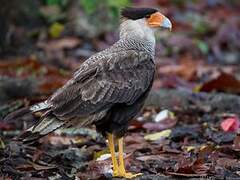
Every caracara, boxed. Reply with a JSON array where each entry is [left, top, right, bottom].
[[5, 7, 172, 178]]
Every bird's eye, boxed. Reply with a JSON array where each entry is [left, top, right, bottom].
[[145, 14, 151, 18]]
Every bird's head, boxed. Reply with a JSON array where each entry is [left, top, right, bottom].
[[120, 7, 172, 42]]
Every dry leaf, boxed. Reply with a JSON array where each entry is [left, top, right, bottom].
[[144, 129, 172, 141], [200, 72, 240, 93]]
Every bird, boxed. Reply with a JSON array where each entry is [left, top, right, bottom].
[[4, 7, 172, 178]]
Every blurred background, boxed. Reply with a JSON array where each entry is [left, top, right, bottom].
[[0, 0, 240, 107], [0, 0, 240, 179]]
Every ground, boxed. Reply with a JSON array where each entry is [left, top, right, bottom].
[[0, 0, 240, 179]]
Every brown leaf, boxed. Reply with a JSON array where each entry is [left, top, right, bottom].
[[200, 72, 240, 93], [192, 159, 210, 174], [136, 155, 168, 162], [16, 161, 56, 171], [174, 157, 196, 173], [16, 164, 34, 171], [143, 118, 177, 131], [128, 120, 143, 130], [28, 161, 56, 171], [166, 171, 208, 177]]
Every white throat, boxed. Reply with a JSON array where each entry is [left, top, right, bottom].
[[120, 19, 156, 46]]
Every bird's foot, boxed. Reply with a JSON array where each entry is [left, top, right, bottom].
[[113, 168, 142, 179]]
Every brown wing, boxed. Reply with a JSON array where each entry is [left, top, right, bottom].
[[48, 50, 155, 121]]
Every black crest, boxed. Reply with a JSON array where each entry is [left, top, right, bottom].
[[121, 7, 158, 20]]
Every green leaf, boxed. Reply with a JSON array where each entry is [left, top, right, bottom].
[[80, 0, 98, 15], [49, 22, 64, 38], [46, 0, 62, 6], [107, 0, 130, 8], [107, 0, 131, 20]]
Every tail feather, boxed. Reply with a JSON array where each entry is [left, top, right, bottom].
[[4, 101, 50, 122], [30, 114, 65, 135], [29, 101, 50, 112], [20, 114, 65, 143], [4, 100, 60, 144]]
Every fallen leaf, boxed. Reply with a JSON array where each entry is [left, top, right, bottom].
[[184, 146, 196, 152], [94, 149, 109, 160], [192, 160, 210, 175], [143, 121, 176, 131], [154, 109, 175, 122], [144, 129, 172, 141], [221, 117, 240, 132], [128, 120, 143, 130], [16, 164, 34, 171], [28, 161, 56, 170], [143, 115, 177, 131], [96, 153, 112, 161], [136, 155, 162, 162], [0, 137, 5, 149], [166, 171, 207, 177], [200, 72, 240, 94]]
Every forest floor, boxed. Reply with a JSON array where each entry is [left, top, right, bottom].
[[1, 0, 240, 179]]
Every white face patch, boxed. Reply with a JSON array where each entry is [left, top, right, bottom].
[[119, 18, 156, 45]]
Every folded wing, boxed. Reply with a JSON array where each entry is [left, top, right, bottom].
[[48, 50, 155, 124]]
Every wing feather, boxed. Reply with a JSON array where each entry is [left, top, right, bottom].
[[48, 50, 155, 122]]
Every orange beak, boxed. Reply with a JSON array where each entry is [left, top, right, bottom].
[[147, 12, 172, 31]]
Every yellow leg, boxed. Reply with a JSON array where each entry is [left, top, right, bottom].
[[117, 137, 142, 179], [107, 133, 118, 176]]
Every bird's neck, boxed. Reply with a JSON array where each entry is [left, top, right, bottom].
[[119, 19, 156, 56]]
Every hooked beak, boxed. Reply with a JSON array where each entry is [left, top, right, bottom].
[[147, 12, 172, 31]]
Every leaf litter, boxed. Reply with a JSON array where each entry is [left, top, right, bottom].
[[1, 0, 240, 179]]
